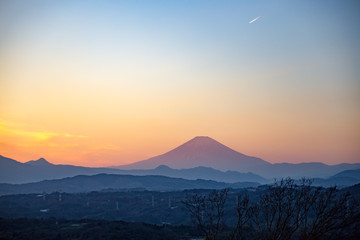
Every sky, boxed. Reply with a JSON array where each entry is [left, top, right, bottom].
[[0, 0, 359, 167]]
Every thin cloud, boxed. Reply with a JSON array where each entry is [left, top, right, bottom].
[[249, 16, 261, 24], [65, 133, 87, 138], [0, 119, 86, 142]]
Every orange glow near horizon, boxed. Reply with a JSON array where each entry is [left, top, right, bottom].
[[1, 112, 359, 167]]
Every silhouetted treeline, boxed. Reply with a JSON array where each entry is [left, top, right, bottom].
[[183, 179, 360, 240]]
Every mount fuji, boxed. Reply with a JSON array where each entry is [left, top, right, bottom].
[[116, 136, 360, 179], [117, 136, 271, 171]]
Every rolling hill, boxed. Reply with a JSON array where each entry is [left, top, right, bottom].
[[0, 173, 260, 195]]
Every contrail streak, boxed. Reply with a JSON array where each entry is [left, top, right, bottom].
[[249, 16, 261, 24]]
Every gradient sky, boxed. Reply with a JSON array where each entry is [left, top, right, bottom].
[[1, 0, 359, 167]]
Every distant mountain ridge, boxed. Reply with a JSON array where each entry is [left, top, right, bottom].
[[116, 136, 360, 179], [312, 169, 360, 188], [0, 174, 260, 195], [0, 155, 267, 184], [311, 169, 360, 187], [128, 165, 268, 183], [254, 162, 360, 179], [0, 155, 122, 184], [331, 169, 360, 180], [26, 158, 53, 166]]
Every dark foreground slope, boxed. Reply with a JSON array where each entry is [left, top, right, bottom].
[[0, 185, 359, 240], [0, 218, 190, 240], [1, 185, 359, 225], [0, 191, 192, 224]]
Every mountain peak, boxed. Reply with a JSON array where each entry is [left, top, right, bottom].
[[174, 136, 233, 153], [26, 158, 53, 166], [182, 136, 223, 147], [193, 136, 211, 139], [189, 136, 215, 142], [119, 136, 270, 171]]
